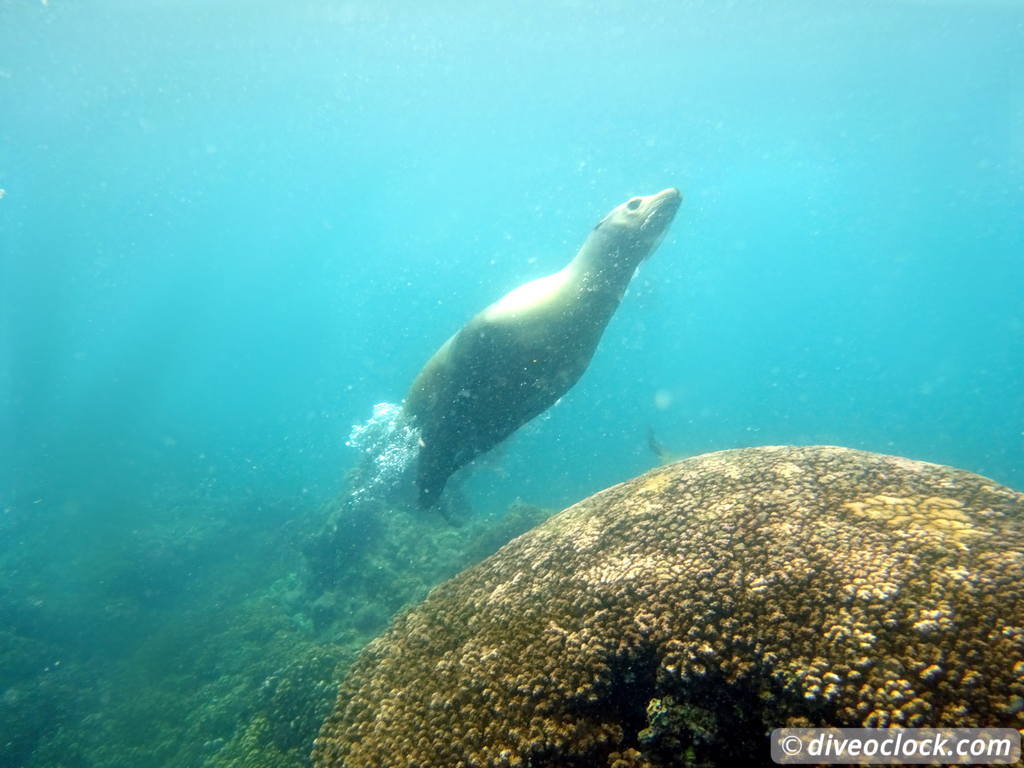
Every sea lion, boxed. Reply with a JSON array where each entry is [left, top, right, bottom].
[[403, 188, 682, 507]]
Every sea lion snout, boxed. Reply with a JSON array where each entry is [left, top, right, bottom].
[[641, 187, 682, 226]]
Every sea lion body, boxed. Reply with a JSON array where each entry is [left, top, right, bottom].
[[404, 188, 682, 507]]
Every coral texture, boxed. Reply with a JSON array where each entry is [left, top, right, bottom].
[[312, 446, 1024, 768]]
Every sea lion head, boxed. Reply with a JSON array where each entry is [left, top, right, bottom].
[[589, 187, 682, 264]]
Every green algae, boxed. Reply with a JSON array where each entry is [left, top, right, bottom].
[[5, 492, 552, 768]]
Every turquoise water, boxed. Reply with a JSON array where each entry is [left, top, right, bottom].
[[2, 1, 1023, 765]]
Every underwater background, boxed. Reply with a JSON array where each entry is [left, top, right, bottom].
[[1, 0, 1022, 766]]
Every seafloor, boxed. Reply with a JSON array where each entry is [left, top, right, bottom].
[[0, 481, 551, 768]]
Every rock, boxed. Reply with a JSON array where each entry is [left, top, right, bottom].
[[311, 446, 1024, 768]]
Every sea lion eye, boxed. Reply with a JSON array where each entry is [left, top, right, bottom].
[[626, 198, 641, 211]]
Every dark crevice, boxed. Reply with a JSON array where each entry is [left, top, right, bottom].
[[604, 642, 662, 746]]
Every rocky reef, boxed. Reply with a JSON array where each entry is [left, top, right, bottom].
[[1, 477, 551, 768], [312, 445, 1024, 768]]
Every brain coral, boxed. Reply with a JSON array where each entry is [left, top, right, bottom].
[[311, 446, 1024, 768]]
